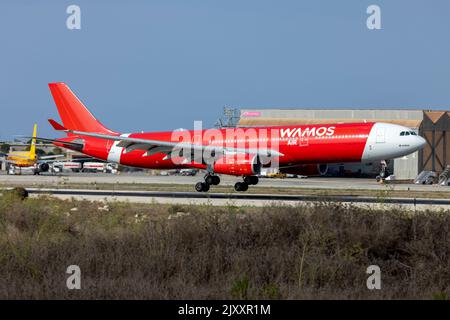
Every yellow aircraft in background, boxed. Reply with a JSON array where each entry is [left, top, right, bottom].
[[1, 124, 64, 175]]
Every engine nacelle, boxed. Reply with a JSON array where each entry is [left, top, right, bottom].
[[213, 154, 261, 176], [38, 162, 50, 172], [318, 164, 328, 176], [281, 164, 328, 176]]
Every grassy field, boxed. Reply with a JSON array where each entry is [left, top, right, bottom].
[[1, 191, 450, 299]]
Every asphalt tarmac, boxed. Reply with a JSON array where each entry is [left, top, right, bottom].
[[0, 171, 447, 192], [1, 172, 449, 210]]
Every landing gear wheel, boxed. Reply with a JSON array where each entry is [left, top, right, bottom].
[[244, 176, 259, 185], [195, 182, 210, 192], [211, 175, 220, 185], [205, 175, 220, 186], [378, 160, 389, 181], [205, 175, 213, 185], [195, 182, 203, 192], [234, 182, 249, 192]]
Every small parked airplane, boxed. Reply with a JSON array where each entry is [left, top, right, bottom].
[[41, 82, 426, 191], [1, 124, 64, 175]]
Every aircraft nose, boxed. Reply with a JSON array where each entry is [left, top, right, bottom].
[[416, 135, 426, 149]]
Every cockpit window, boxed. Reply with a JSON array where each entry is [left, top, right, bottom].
[[410, 131, 417, 135], [400, 131, 405, 136]]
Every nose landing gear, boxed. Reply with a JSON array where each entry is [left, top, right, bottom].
[[376, 160, 390, 182]]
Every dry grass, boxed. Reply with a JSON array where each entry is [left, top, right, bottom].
[[0, 192, 450, 299]]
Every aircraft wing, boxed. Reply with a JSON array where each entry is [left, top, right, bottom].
[[48, 119, 283, 160], [21, 136, 84, 149], [36, 155, 66, 164], [0, 151, 63, 163], [39, 154, 65, 160], [3, 159, 21, 164], [17, 136, 85, 163], [0, 153, 30, 159], [38, 157, 95, 164]]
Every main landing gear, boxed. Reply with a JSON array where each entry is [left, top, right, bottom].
[[195, 173, 221, 192], [194, 174, 259, 192], [234, 175, 259, 192]]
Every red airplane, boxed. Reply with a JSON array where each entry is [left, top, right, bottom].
[[41, 83, 426, 192]]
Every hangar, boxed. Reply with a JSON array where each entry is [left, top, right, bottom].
[[235, 109, 450, 180]]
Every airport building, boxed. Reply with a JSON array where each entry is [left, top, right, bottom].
[[236, 109, 450, 179]]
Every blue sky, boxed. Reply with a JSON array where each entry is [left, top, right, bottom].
[[1, 0, 450, 139]]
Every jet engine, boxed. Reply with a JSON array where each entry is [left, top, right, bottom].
[[38, 162, 50, 172], [213, 154, 261, 176], [317, 164, 328, 176]]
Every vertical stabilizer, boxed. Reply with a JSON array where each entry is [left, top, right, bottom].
[[48, 82, 118, 134], [29, 124, 37, 160]]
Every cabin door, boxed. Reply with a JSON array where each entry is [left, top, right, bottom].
[[376, 127, 385, 143]]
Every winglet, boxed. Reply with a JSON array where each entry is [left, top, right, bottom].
[[48, 119, 67, 131]]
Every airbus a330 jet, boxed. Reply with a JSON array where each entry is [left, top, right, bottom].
[[39, 83, 426, 192]]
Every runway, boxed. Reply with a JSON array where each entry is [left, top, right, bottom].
[[1, 172, 450, 210], [0, 172, 449, 192], [23, 187, 450, 205], [6, 187, 444, 211]]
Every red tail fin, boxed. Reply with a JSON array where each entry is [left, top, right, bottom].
[[48, 82, 118, 134]]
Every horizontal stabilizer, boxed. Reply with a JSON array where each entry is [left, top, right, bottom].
[[21, 136, 84, 149], [48, 119, 67, 131]]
